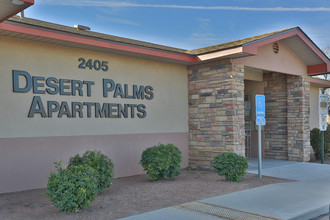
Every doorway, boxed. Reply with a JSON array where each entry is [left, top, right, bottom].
[[244, 77, 265, 158]]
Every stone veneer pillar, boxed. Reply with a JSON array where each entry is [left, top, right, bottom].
[[188, 59, 245, 169], [287, 75, 310, 161], [264, 72, 310, 161], [264, 72, 289, 160]]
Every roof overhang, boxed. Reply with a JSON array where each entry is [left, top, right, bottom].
[[310, 77, 330, 88], [0, 17, 329, 71], [197, 47, 248, 61], [0, 19, 200, 65], [0, 0, 34, 23], [196, 28, 330, 76]]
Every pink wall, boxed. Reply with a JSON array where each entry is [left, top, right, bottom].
[[0, 132, 188, 194]]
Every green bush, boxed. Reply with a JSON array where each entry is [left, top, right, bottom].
[[46, 162, 99, 213], [211, 152, 248, 182], [140, 143, 182, 180], [69, 151, 114, 192], [310, 127, 330, 160], [325, 127, 330, 157], [311, 128, 321, 160]]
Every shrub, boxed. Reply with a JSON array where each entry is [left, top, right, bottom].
[[140, 143, 182, 180], [69, 151, 114, 192], [211, 152, 248, 182], [325, 127, 330, 157], [311, 128, 321, 160], [46, 161, 99, 213], [310, 127, 330, 160]]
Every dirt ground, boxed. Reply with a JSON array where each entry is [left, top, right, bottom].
[[0, 169, 290, 220], [310, 157, 330, 164]]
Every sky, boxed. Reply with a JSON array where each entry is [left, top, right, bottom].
[[23, 0, 330, 51]]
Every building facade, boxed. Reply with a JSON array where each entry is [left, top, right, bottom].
[[1, 6, 330, 193]]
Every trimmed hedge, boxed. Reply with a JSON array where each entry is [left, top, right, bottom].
[[211, 152, 248, 182], [140, 143, 182, 180], [46, 162, 99, 213], [47, 151, 114, 213], [69, 151, 114, 192]]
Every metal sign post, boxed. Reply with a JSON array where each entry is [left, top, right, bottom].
[[321, 129, 324, 164], [258, 124, 262, 178], [319, 94, 328, 164], [256, 95, 266, 179], [320, 114, 327, 164]]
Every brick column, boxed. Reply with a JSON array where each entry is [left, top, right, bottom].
[[188, 59, 245, 169], [264, 72, 288, 160], [287, 75, 310, 161]]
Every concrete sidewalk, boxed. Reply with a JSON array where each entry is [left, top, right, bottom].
[[120, 159, 330, 220]]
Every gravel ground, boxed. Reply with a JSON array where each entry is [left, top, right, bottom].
[[0, 169, 290, 220]]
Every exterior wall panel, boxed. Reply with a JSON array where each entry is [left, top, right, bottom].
[[234, 42, 307, 76], [0, 37, 188, 138], [0, 36, 189, 193], [310, 85, 320, 129], [0, 132, 188, 194]]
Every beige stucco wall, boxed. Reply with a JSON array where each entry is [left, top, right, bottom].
[[310, 85, 320, 129], [0, 36, 189, 193], [244, 80, 264, 94], [0, 37, 188, 138], [234, 41, 307, 76], [0, 133, 188, 193], [244, 67, 263, 81]]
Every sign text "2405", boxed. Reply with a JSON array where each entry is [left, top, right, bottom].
[[78, 58, 109, 72]]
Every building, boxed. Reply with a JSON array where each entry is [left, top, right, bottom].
[[1, 1, 330, 193]]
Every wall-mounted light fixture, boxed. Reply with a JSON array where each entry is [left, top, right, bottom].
[[11, 0, 24, 5]]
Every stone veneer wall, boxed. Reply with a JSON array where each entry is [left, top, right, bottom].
[[263, 72, 288, 160], [263, 72, 310, 161], [188, 59, 245, 169], [287, 75, 310, 161]]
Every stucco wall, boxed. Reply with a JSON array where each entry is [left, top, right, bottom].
[[0, 36, 189, 193], [0, 37, 188, 138], [310, 85, 319, 129], [234, 41, 307, 76], [244, 80, 264, 94]]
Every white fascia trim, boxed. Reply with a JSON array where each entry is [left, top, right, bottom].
[[197, 47, 243, 61]]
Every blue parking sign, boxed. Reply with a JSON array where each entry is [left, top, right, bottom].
[[256, 95, 265, 118], [256, 117, 266, 126]]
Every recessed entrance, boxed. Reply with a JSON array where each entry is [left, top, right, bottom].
[[244, 67, 265, 158]]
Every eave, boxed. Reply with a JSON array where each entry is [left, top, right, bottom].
[[0, 0, 34, 23], [192, 27, 330, 76], [0, 19, 201, 65], [310, 77, 330, 88]]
